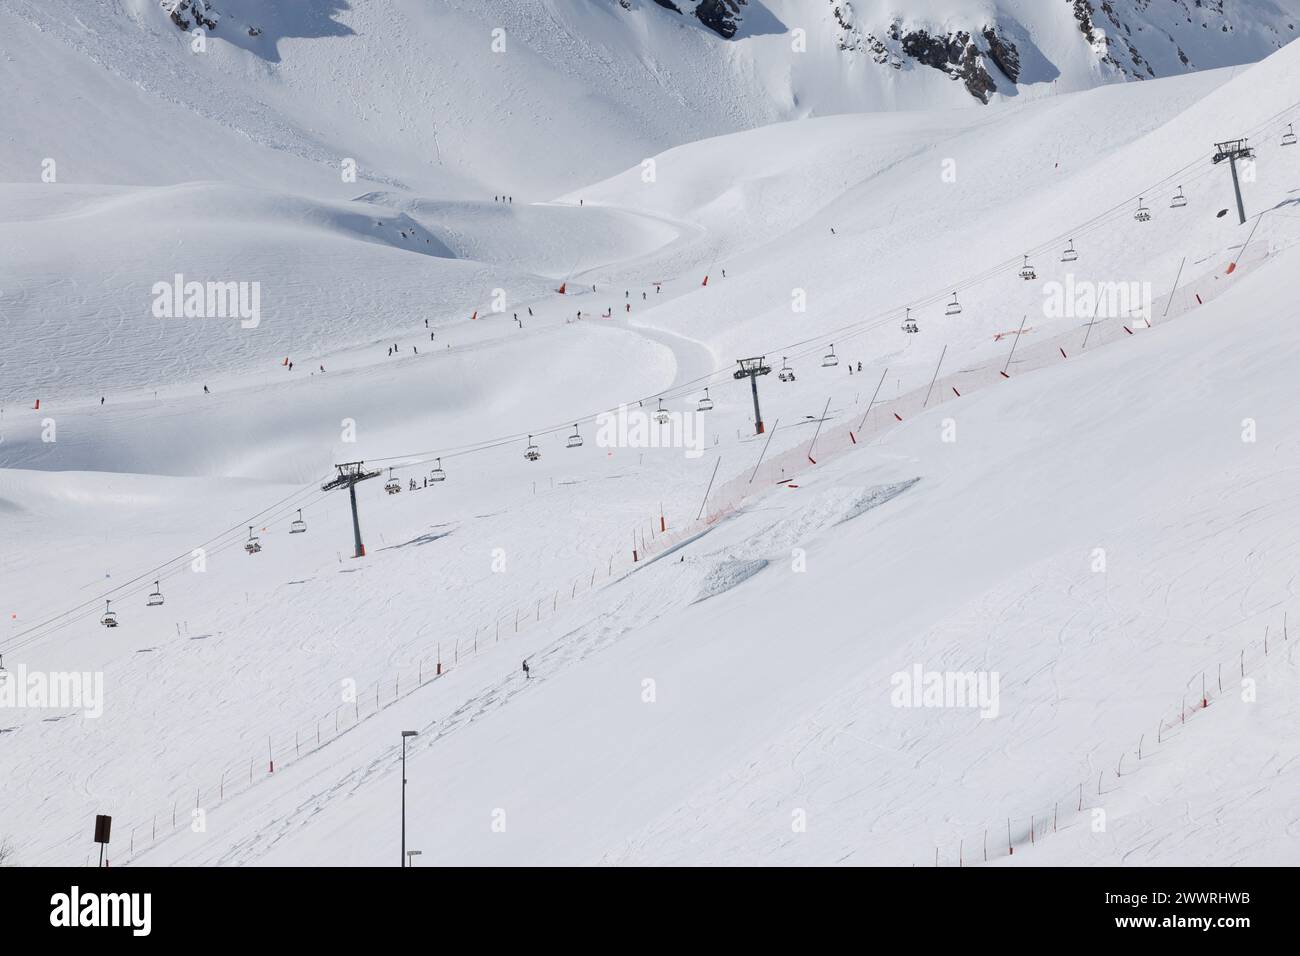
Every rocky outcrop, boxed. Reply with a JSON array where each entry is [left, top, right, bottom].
[[694, 0, 746, 40], [161, 0, 219, 32]]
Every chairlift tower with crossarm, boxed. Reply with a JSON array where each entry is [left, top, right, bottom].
[[733, 357, 772, 435], [323, 461, 381, 558], [1212, 139, 1255, 225]]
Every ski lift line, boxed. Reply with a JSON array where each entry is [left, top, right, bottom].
[[16, 103, 1300, 651], [357, 108, 1300, 474], [5, 477, 332, 651], [383, 104, 1300, 464]]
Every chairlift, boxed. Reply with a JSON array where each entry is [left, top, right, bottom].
[[566, 426, 583, 449], [821, 344, 838, 368], [244, 526, 262, 555], [1060, 239, 1078, 263], [384, 467, 401, 494], [1283, 123, 1297, 147], [778, 357, 796, 383], [1170, 186, 1187, 209], [524, 435, 541, 462], [901, 308, 919, 334], [1134, 197, 1151, 222], [289, 508, 307, 533], [1019, 255, 1037, 280], [945, 293, 962, 316], [146, 581, 164, 607], [429, 458, 447, 481], [101, 599, 118, 628], [697, 388, 714, 412], [653, 399, 671, 425]]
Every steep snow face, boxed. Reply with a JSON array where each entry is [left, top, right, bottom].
[[630, 0, 1300, 101], [5, 1, 1298, 215]]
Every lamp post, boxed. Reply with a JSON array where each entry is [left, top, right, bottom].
[[401, 730, 418, 866]]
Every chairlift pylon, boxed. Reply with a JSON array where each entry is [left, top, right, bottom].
[[697, 388, 714, 412], [1134, 197, 1152, 222], [778, 357, 795, 383], [1282, 123, 1297, 147], [146, 581, 164, 607], [945, 292, 962, 316], [101, 599, 118, 628], [1019, 255, 1037, 280], [244, 526, 262, 555], [1060, 239, 1078, 263], [289, 508, 307, 533], [429, 458, 447, 481], [524, 435, 541, 461], [566, 425, 583, 449], [901, 308, 919, 334], [384, 467, 401, 495], [1170, 185, 1187, 209], [822, 344, 838, 367]]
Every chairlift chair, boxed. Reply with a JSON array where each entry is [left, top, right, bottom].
[[101, 600, 118, 628], [1170, 186, 1187, 209], [697, 388, 714, 412], [821, 344, 838, 368], [1283, 123, 1297, 147], [289, 508, 307, 533], [146, 581, 164, 607], [244, 526, 262, 555], [566, 426, 583, 449], [384, 467, 401, 494], [778, 357, 795, 383], [901, 308, 919, 334], [653, 400, 671, 425], [524, 435, 541, 462], [945, 293, 962, 316], [1019, 255, 1037, 280], [1060, 239, 1078, 263], [429, 458, 447, 482], [1134, 197, 1152, 222]]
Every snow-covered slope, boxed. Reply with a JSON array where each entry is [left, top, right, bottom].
[[3, 1, 1300, 869]]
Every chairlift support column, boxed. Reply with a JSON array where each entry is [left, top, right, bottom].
[[1213, 139, 1255, 225], [733, 357, 771, 435], [323, 462, 380, 559]]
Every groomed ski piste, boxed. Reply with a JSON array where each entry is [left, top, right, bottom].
[[2, 1, 1300, 867]]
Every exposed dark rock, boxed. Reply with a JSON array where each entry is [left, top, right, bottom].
[[695, 0, 746, 40], [652, 0, 683, 13], [982, 27, 1020, 83], [162, 0, 218, 32]]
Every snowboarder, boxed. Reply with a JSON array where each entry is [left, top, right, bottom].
[[522, 659, 530, 679], [288, 361, 293, 370], [320, 364, 325, 373], [388, 347, 393, 357], [100, 396, 105, 405], [203, 385, 210, 394], [722, 268, 726, 278], [413, 346, 418, 354], [857, 361, 862, 372]]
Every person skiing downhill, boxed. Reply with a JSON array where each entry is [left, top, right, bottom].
[[522, 659, 530, 679]]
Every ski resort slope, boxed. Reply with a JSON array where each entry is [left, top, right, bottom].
[[4, 13, 1300, 866], [118, 235, 1300, 868]]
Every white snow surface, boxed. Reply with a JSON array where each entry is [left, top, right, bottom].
[[1, 2, 1300, 866]]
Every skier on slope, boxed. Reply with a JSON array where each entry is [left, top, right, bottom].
[[522, 659, 530, 679]]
